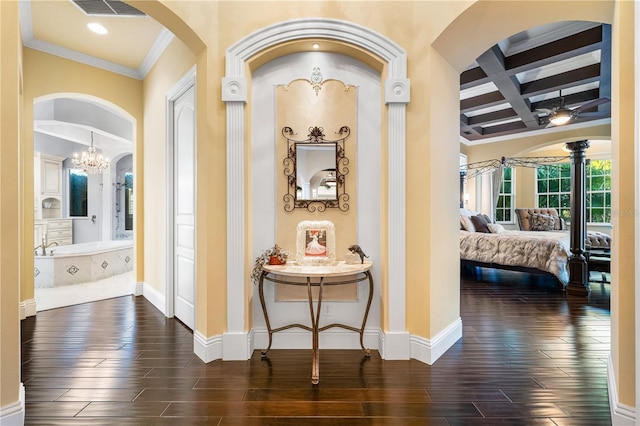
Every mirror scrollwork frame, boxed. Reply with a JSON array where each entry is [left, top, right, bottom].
[[282, 125, 350, 212]]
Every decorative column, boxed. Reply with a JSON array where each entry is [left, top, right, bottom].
[[459, 171, 466, 208], [565, 140, 590, 296]]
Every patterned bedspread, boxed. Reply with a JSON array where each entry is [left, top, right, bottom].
[[460, 230, 570, 284]]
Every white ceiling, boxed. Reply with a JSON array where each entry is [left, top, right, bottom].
[[20, 0, 172, 80]]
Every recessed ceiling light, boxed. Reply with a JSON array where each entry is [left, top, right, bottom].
[[87, 23, 108, 35], [312, 43, 320, 49]]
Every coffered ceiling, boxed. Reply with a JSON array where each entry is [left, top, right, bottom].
[[460, 21, 611, 144]]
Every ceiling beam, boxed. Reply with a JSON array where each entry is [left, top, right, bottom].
[[475, 45, 540, 129]]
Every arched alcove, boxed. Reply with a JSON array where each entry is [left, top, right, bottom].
[[218, 18, 411, 361]]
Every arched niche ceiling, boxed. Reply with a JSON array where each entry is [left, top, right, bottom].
[[34, 97, 133, 157]]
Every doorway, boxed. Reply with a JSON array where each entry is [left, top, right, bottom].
[[166, 69, 196, 330], [33, 94, 135, 311]]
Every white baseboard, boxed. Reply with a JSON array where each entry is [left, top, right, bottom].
[[194, 330, 222, 363], [410, 317, 462, 365], [141, 282, 166, 316], [0, 383, 24, 426], [607, 355, 636, 424], [222, 331, 251, 360], [379, 330, 411, 360], [19, 299, 36, 320], [252, 328, 379, 352], [134, 281, 143, 296]]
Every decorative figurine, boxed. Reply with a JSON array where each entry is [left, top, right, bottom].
[[347, 244, 369, 264]]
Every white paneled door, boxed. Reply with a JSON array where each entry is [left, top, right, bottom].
[[172, 83, 196, 330]]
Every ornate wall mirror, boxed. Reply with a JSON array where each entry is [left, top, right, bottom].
[[282, 126, 350, 212]]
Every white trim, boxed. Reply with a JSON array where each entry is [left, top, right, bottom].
[[18, 0, 171, 80], [410, 318, 463, 365], [19, 299, 37, 319], [0, 383, 24, 426], [138, 28, 175, 78], [224, 18, 408, 360], [252, 328, 379, 351], [378, 330, 411, 360], [225, 101, 246, 340], [194, 330, 223, 363], [24, 38, 141, 79], [461, 117, 611, 146], [608, 355, 637, 425], [142, 281, 166, 316], [165, 66, 197, 322], [387, 103, 407, 334], [134, 281, 143, 296], [222, 332, 252, 360]]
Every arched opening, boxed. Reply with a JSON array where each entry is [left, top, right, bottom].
[[433, 2, 635, 422], [32, 93, 135, 311]]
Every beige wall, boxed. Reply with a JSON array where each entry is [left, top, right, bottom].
[[465, 138, 613, 217], [611, 0, 637, 407], [141, 37, 196, 298], [1, 0, 22, 409]]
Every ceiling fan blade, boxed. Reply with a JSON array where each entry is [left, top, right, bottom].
[[574, 111, 609, 118], [573, 97, 611, 113]]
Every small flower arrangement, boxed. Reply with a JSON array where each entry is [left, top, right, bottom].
[[251, 244, 289, 284]]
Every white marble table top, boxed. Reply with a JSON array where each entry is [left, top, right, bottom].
[[263, 260, 372, 278]]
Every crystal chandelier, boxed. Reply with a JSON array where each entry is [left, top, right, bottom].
[[72, 131, 109, 174]]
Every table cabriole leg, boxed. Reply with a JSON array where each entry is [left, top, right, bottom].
[[360, 271, 374, 356], [259, 271, 273, 358]]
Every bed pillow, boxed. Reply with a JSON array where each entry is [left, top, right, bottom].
[[488, 223, 506, 234], [529, 213, 556, 231], [470, 214, 491, 233], [460, 215, 476, 232]]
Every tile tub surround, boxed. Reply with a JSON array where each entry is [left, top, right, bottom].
[[34, 240, 133, 288]]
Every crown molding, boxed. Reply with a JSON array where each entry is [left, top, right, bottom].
[[18, 0, 171, 80]]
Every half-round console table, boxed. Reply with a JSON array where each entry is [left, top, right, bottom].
[[258, 261, 374, 385]]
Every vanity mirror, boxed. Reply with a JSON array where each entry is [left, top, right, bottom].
[[282, 126, 350, 212]]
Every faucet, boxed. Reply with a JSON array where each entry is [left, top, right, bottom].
[[44, 241, 59, 255], [35, 235, 58, 256]]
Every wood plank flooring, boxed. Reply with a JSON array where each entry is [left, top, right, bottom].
[[22, 269, 611, 424]]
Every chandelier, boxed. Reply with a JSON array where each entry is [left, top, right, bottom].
[[72, 131, 109, 174]]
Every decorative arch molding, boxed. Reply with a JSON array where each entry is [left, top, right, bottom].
[[219, 18, 410, 361], [33, 92, 137, 126]]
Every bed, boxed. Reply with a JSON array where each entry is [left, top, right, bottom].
[[459, 208, 612, 288], [460, 228, 570, 286]]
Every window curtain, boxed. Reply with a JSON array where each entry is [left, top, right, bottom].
[[491, 164, 504, 222]]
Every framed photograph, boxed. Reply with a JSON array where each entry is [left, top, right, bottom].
[[296, 220, 336, 265]]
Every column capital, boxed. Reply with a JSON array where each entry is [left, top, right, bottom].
[[222, 77, 247, 103], [565, 140, 590, 152], [385, 78, 410, 104]]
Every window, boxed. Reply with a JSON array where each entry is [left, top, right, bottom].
[[69, 169, 88, 217], [495, 167, 513, 223], [125, 172, 133, 231], [586, 160, 612, 223], [536, 160, 611, 223]]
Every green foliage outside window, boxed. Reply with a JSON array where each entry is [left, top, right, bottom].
[[495, 167, 513, 223], [536, 160, 612, 223]]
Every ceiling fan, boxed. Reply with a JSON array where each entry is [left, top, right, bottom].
[[536, 90, 610, 127]]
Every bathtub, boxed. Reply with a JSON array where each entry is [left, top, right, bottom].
[[35, 240, 133, 288]]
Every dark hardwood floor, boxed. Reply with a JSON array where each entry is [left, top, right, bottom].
[[22, 269, 611, 425]]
